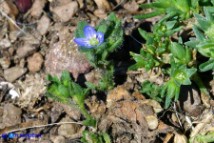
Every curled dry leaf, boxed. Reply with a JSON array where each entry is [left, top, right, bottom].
[[107, 85, 133, 107]]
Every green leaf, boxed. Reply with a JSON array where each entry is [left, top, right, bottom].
[[194, 14, 211, 31], [197, 40, 214, 58], [170, 63, 196, 85], [199, 59, 214, 72], [140, 81, 163, 102], [74, 21, 88, 38], [47, 74, 60, 84], [171, 42, 190, 64], [102, 133, 111, 143], [58, 84, 70, 97], [138, 28, 150, 41], [82, 118, 97, 127], [192, 26, 205, 41], [134, 10, 165, 20]]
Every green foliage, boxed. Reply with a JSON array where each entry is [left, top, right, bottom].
[[75, 13, 123, 68], [130, 0, 214, 108], [191, 131, 214, 143], [130, 20, 182, 71], [134, 0, 199, 20], [170, 42, 192, 65], [140, 63, 196, 108], [161, 63, 196, 108], [74, 13, 123, 92], [185, 7, 214, 72], [81, 131, 111, 143], [46, 71, 96, 126], [140, 81, 163, 102]]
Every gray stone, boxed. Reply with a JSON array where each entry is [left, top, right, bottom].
[[4, 66, 27, 82], [3, 104, 22, 127]]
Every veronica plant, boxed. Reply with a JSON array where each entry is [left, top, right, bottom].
[[46, 71, 96, 127], [130, 0, 201, 108], [134, 0, 199, 21], [185, 7, 214, 72], [74, 13, 123, 91], [130, 20, 183, 71]]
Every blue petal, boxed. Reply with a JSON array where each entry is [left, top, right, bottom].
[[96, 32, 104, 44], [84, 25, 97, 39], [74, 38, 92, 48]]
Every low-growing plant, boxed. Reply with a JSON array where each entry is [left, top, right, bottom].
[[130, 1, 213, 108], [46, 71, 96, 127], [186, 7, 214, 72], [46, 12, 124, 143], [74, 13, 123, 91]]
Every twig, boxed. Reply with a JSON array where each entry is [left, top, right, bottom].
[[1, 121, 83, 134]]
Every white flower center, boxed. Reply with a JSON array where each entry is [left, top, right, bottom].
[[89, 37, 99, 46]]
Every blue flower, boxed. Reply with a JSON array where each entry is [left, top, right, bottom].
[[74, 25, 104, 48]]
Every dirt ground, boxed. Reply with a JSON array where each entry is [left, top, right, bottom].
[[0, 0, 213, 143]]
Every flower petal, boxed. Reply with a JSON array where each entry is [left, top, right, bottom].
[[84, 25, 97, 39], [96, 32, 104, 44], [74, 38, 92, 48]]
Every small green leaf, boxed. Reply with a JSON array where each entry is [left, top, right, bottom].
[[58, 84, 70, 97], [74, 21, 88, 38], [199, 59, 214, 72], [82, 118, 97, 127]]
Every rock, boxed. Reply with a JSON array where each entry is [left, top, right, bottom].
[[37, 15, 50, 35], [145, 115, 158, 130], [0, 57, 11, 69], [4, 66, 27, 82], [94, 9, 107, 19], [123, 0, 139, 13], [94, 0, 111, 11], [58, 103, 81, 121], [0, 0, 18, 17], [58, 116, 81, 138], [2, 104, 22, 127], [174, 133, 188, 143], [50, 136, 66, 143], [16, 44, 37, 58], [0, 38, 11, 49], [30, 0, 47, 18], [27, 52, 43, 73], [45, 40, 91, 79], [51, 1, 78, 22]]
